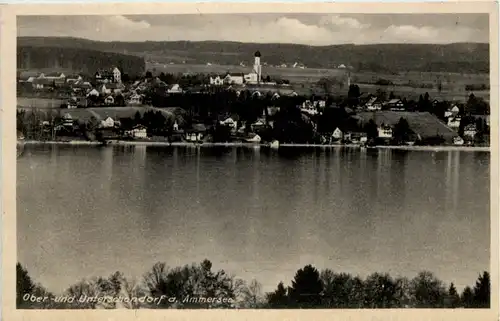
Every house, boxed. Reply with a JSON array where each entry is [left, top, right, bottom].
[[113, 67, 121, 83], [447, 116, 461, 130], [300, 100, 319, 116], [125, 125, 147, 139], [445, 105, 461, 118], [62, 113, 74, 127], [246, 134, 261, 143], [104, 83, 124, 94], [72, 80, 92, 93], [224, 73, 244, 85], [104, 96, 115, 105], [366, 97, 382, 111], [251, 120, 266, 131], [87, 89, 100, 97], [210, 76, 224, 86], [99, 84, 112, 95], [66, 75, 82, 84], [220, 117, 238, 129], [67, 97, 78, 109], [128, 93, 143, 105], [32, 78, 54, 90], [349, 132, 368, 144], [453, 136, 465, 145], [167, 84, 182, 94], [18, 71, 40, 82], [101, 117, 115, 128], [42, 72, 66, 80], [173, 121, 179, 132], [377, 124, 393, 139], [331, 127, 344, 141], [386, 99, 405, 111], [463, 124, 477, 139]]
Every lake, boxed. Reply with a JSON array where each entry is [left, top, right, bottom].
[[17, 145, 490, 294]]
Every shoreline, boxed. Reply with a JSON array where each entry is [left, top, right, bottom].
[[18, 140, 490, 152]]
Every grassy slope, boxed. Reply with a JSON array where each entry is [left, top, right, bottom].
[[356, 111, 458, 141]]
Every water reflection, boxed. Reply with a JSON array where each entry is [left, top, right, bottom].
[[17, 145, 491, 294]]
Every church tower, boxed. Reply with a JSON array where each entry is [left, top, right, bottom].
[[254, 51, 262, 84]]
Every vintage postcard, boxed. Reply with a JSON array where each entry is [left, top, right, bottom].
[[1, 2, 499, 321]]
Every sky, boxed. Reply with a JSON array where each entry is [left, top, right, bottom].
[[17, 13, 489, 45]]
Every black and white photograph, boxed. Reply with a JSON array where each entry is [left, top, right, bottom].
[[5, 2, 497, 316]]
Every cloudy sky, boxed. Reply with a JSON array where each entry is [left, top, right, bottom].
[[18, 13, 489, 45]]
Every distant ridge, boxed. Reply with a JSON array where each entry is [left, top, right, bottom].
[[17, 36, 489, 74]]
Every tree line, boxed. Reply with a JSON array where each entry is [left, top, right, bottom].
[[17, 261, 489, 309]]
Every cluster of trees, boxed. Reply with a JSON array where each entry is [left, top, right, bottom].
[[17, 261, 490, 309]]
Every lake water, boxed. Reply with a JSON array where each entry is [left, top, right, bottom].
[[17, 145, 490, 294]]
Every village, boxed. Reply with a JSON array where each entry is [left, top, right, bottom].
[[16, 51, 490, 147]]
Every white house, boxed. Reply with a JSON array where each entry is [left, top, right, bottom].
[[210, 76, 224, 86], [100, 117, 115, 128], [445, 105, 461, 118], [378, 124, 393, 139], [66, 75, 82, 84], [386, 99, 405, 110], [126, 125, 148, 139], [463, 124, 477, 139], [128, 93, 143, 105], [113, 67, 121, 83], [62, 113, 73, 127], [87, 89, 99, 97], [167, 84, 182, 94], [453, 136, 465, 145], [224, 73, 244, 85], [251, 120, 266, 131], [332, 127, 343, 141], [246, 134, 261, 143], [350, 132, 368, 144], [447, 116, 461, 130], [300, 100, 319, 116], [220, 117, 238, 129], [99, 84, 112, 95], [173, 121, 179, 132], [366, 97, 382, 111], [104, 96, 115, 105]]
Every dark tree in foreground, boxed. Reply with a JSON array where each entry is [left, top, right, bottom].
[[289, 265, 323, 308], [446, 283, 461, 308], [410, 271, 447, 308], [473, 271, 490, 308], [17, 263, 35, 308], [461, 286, 475, 308], [266, 282, 289, 308]]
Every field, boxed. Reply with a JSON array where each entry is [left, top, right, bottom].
[[148, 62, 348, 83], [149, 62, 489, 102], [355, 111, 459, 142]]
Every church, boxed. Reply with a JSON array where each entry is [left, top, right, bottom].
[[210, 51, 263, 86]]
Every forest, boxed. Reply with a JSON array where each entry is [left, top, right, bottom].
[[17, 261, 490, 309]]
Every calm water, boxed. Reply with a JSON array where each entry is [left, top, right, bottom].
[[17, 145, 490, 294]]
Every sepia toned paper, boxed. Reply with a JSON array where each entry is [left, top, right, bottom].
[[1, 2, 499, 321]]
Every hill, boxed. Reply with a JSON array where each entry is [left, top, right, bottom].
[[17, 44, 146, 76], [17, 37, 489, 74], [356, 111, 459, 143]]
